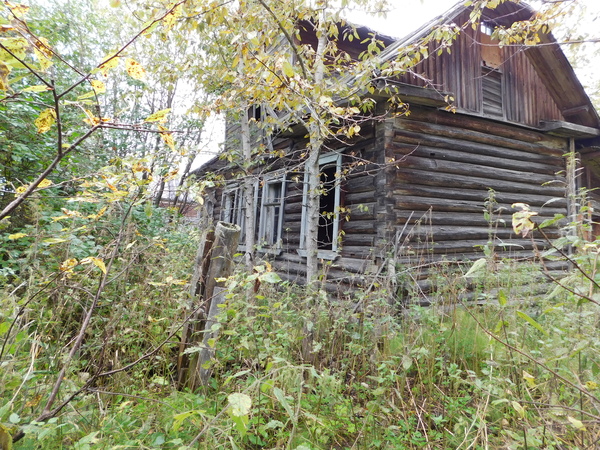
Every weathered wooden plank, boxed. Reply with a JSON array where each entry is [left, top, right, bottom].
[[346, 191, 377, 203], [392, 210, 565, 228], [390, 184, 568, 208], [342, 219, 377, 233], [393, 168, 566, 197], [391, 124, 566, 161], [345, 176, 377, 193], [405, 225, 561, 241], [393, 195, 567, 216], [393, 154, 561, 187], [401, 108, 566, 149], [390, 142, 561, 175]]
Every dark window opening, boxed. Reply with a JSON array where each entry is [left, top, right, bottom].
[[318, 165, 337, 250], [248, 105, 262, 122]]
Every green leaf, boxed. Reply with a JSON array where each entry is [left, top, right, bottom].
[[273, 387, 295, 423], [259, 271, 281, 284], [516, 311, 548, 337], [172, 411, 198, 432], [227, 393, 251, 417], [497, 289, 507, 307], [464, 258, 487, 278], [568, 416, 586, 431], [144, 108, 171, 123], [282, 60, 294, 77], [511, 401, 525, 419]]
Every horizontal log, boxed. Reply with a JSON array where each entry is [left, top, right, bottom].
[[346, 191, 377, 203], [390, 142, 561, 175], [403, 225, 561, 241], [342, 219, 377, 233], [390, 184, 568, 209], [392, 208, 566, 230], [403, 107, 567, 149], [345, 175, 377, 193], [407, 238, 543, 254], [393, 154, 561, 187], [392, 195, 567, 216], [392, 168, 566, 197], [391, 124, 566, 161]]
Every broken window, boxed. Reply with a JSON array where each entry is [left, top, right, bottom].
[[258, 173, 286, 248], [299, 152, 343, 257]]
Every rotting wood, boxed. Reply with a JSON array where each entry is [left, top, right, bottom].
[[177, 221, 240, 391], [391, 126, 566, 160], [393, 169, 566, 197], [390, 142, 562, 175]]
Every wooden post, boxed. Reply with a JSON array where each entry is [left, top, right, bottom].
[[177, 221, 240, 391]]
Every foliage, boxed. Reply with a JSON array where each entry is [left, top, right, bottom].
[[1, 0, 599, 448]]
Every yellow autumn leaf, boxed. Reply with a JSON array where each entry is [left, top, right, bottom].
[[0, 37, 29, 64], [163, 4, 182, 33], [34, 37, 53, 58], [90, 80, 105, 93], [82, 109, 105, 126], [38, 178, 53, 188], [144, 108, 171, 123], [77, 91, 96, 100], [59, 258, 78, 272], [98, 57, 119, 77], [22, 85, 51, 93], [0, 61, 10, 91], [158, 125, 175, 151], [7, 2, 29, 17], [125, 58, 145, 80], [35, 108, 56, 133], [86, 206, 108, 220], [80, 256, 107, 274], [8, 232, 28, 240], [282, 60, 294, 77]]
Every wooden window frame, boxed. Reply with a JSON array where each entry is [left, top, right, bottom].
[[257, 172, 286, 251], [298, 151, 343, 260], [221, 181, 258, 251], [481, 63, 505, 120]]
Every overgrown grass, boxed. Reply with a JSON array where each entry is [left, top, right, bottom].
[[3, 214, 600, 448]]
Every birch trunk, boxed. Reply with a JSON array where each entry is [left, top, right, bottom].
[[240, 108, 256, 270], [238, 44, 256, 270], [304, 10, 328, 287]]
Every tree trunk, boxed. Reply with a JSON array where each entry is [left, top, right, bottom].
[[240, 106, 256, 270], [177, 221, 240, 391], [304, 11, 328, 287]]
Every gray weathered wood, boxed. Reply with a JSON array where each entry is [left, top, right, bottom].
[[178, 221, 240, 391]]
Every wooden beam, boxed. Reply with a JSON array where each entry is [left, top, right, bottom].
[[539, 120, 600, 138]]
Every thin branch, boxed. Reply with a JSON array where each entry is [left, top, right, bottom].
[[0, 124, 100, 221], [0, 43, 52, 88], [256, 0, 308, 78], [58, 0, 190, 100], [464, 304, 600, 407]]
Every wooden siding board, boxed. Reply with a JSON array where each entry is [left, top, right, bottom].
[[386, 107, 568, 265]]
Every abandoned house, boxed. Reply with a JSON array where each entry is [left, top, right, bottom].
[[193, 2, 600, 294]]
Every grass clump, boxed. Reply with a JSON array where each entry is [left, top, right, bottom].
[[3, 216, 600, 448]]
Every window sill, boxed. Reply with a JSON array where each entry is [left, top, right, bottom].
[[297, 249, 339, 261], [257, 247, 283, 257]]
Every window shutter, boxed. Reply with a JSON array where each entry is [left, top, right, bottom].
[[482, 65, 503, 118]]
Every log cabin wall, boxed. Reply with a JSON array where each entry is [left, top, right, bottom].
[[272, 121, 388, 288], [396, 10, 564, 127], [385, 106, 569, 270]]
